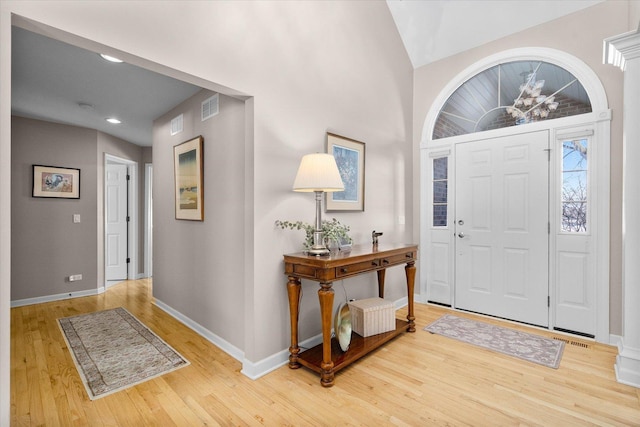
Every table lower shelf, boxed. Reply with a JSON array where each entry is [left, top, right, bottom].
[[296, 319, 409, 374]]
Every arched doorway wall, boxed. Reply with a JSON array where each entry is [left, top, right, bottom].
[[419, 47, 612, 342]]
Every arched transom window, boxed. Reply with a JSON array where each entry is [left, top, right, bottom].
[[433, 61, 592, 139]]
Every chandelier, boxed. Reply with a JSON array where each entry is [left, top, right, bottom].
[[506, 70, 559, 124]]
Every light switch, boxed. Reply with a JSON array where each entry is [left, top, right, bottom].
[[73, 214, 81, 223]]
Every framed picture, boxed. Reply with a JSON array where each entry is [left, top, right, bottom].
[[32, 165, 80, 199], [326, 133, 365, 211], [174, 136, 204, 221]]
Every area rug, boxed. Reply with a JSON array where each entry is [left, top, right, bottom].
[[424, 314, 565, 369], [58, 307, 189, 400]]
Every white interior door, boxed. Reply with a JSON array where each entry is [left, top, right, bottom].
[[455, 131, 549, 326], [106, 163, 128, 281]]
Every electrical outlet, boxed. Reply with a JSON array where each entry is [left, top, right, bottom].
[[73, 214, 81, 223], [68, 274, 83, 282]]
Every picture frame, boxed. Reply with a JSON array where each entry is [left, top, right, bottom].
[[174, 136, 204, 221], [32, 165, 80, 199], [326, 132, 365, 211]]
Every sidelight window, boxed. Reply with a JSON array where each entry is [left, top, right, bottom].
[[432, 157, 448, 227], [561, 138, 588, 232]]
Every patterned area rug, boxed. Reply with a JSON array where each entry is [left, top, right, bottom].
[[58, 307, 189, 400], [424, 314, 565, 369]]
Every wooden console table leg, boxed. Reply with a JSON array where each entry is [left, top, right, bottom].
[[318, 282, 335, 387], [287, 276, 302, 368], [377, 269, 386, 299], [405, 261, 416, 332]]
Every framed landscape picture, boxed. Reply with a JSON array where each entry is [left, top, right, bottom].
[[32, 165, 80, 199], [326, 133, 365, 211], [174, 136, 204, 221]]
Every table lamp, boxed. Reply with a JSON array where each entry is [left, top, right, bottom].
[[293, 153, 344, 255]]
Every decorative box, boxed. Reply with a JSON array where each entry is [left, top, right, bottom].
[[348, 297, 395, 337]]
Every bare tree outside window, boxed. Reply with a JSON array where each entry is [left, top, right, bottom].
[[562, 139, 588, 232]]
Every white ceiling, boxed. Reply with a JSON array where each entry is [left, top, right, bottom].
[[11, 1, 605, 147], [11, 26, 202, 147], [386, 0, 604, 68]]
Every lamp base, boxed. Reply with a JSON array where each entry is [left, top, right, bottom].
[[307, 245, 330, 256]]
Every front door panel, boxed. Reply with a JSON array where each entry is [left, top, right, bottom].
[[455, 131, 549, 326]]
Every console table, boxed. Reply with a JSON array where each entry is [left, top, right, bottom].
[[284, 243, 417, 387]]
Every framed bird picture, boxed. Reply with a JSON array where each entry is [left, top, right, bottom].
[[32, 165, 81, 199]]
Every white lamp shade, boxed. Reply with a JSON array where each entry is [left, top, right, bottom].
[[293, 153, 344, 193]]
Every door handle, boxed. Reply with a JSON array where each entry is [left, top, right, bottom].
[[458, 232, 465, 238]]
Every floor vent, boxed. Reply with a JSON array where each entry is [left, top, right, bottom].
[[553, 337, 590, 349]]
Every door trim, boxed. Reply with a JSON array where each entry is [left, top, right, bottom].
[[104, 154, 138, 286], [144, 163, 152, 278]]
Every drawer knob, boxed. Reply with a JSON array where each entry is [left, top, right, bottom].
[[371, 261, 379, 267], [382, 259, 390, 265], [340, 268, 348, 273], [406, 253, 413, 258]]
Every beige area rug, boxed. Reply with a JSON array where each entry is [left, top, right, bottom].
[[424, 314, 565, 369], [58, 307, 189, 400]]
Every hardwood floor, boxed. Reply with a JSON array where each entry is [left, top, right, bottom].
[[11, 279, 640, 426]]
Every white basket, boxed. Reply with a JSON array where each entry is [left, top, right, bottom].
[[348, 297, 395, 337]]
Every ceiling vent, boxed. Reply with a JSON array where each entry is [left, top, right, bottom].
[[202, 94, 219, 121], [170, 114, 183, 136]]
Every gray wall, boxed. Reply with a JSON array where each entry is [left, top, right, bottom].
[[153, 90, 246, 350], [3, 1, 414, 365], [11, 116, 148, 301], [11, 116, 98, 300]]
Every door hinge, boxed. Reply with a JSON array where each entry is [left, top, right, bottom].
[[126, 216, 130, 222], [543, 148, 551, 161], [126, 174, 130, 181], [548, 222, 550, 234], [126, 258, 131, 264], [548, 296, 550, 307]]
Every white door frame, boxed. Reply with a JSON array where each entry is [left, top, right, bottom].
[[419, 48, 611, 343], [105, 154, 138, 286], [144, 162, 153, 278]]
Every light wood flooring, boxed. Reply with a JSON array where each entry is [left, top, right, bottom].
[[11, 278, 640, 426]]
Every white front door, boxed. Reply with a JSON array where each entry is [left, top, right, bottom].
[[105, 164, 128, 281], [455, 131, 549, 326]]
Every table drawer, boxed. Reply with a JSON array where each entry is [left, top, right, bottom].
[[378, 251, 415, 267], [335, 260, 379, 278]]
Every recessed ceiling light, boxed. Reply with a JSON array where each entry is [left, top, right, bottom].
[[106, 118, 122, 124], [99, 53, 123, 63]]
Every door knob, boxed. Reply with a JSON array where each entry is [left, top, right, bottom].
[[458, 232, 465, 238]]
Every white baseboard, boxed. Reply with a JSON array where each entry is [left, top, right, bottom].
[[615, 338, 640, 388], [153, 299, 245, 363], [610, 334, 623, 348], [11, 287, 103, 308], [241, 333, 324, 380], [394, 296, 408, 309], [154, 295, 410, 381], [241, 295, 409, 380]]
